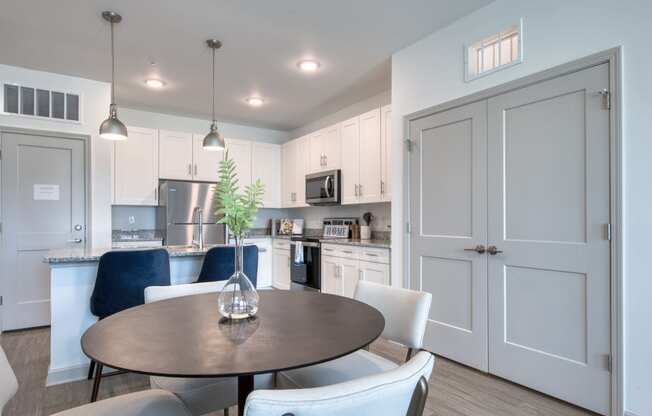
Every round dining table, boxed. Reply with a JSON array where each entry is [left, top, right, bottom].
[[81, 290, 385, 416]]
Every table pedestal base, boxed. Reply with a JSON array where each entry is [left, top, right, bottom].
[[238, 374, 254, 416]]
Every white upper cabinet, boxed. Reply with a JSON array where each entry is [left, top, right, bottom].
[[309, 123, 341, 173], [358, 108, 382, 203], [114, 126, 159, 206], [159, 130, 193, 180], [192, 134, 223, 182], [340, 116, 360, 205], [252, 142, 282, 208], [225, 138, 252, 189], [381, 105, 392, 201], [281, 136, 309, 208]]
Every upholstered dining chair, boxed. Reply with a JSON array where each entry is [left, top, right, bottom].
[[277, 280, 432, 389], [88, 249, 171, 390], [0, 345, 191, 416], [143, 281, 273, 416], [245, 350, 434, 416], [196, 245, 258, 286]]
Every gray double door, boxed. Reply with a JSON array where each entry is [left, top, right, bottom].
[[410, 63, 611, 414], [1, 130, 86, 331]]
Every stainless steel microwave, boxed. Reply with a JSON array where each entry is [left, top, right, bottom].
[[306, 170, 341, 205]]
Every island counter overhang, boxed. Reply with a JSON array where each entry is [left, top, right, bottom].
[[44, 245, 226, 386]]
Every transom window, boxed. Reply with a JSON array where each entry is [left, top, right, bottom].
[[465, 22, 522, 81]]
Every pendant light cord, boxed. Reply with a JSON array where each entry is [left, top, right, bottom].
[[110, 19, 116, 106], [211, 47, 216, 123]]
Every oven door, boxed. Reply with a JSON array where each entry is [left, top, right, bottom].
[[290, 241, 321, 291], [306, 170, 340, 205]]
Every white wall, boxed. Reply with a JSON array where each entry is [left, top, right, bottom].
[[391, 1, 651, 415], [119, 108, 290, 144], [0, 64, 113, 246]]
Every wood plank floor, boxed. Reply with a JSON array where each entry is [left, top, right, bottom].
[[0, 327, 597, 416]]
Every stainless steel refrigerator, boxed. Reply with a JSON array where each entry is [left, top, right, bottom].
[[157, 180, 226, 246]]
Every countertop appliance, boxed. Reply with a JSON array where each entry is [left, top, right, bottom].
[[157, 180, 226, 246], [306, 169, 340, 205], [290, 237, 321, 292]]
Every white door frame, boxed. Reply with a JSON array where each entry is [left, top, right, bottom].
[[403, 47, 623, 416], [0, 126, 92, 332]]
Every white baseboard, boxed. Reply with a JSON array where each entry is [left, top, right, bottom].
[[47, 363, 89, 386], [47, 363, 119, 386], [625, 411, 642, 416]]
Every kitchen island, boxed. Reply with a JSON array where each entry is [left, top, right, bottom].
[[44, 245, 225, 386]]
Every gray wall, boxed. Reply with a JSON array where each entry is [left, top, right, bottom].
[[287, 202, 391, 232]]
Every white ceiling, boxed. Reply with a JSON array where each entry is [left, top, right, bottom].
[[0, 0, 492, 130]]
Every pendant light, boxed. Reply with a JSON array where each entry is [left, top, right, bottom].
[[99, 11, 128, 141], [202, 39, 226, 151]]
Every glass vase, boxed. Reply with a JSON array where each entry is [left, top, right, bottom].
[[217, 239, 259, 320]]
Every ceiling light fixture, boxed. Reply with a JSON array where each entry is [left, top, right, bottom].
[[245, 96, 264, 107], [297, 60, 320, 72], [99, 11, 128, 141], [202, 39, 226, 151], [145, 78, 166, 89]]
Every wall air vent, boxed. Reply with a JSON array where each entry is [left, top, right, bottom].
[[2, 83, 81, 122]]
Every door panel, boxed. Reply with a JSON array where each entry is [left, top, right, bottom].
[[1, 132, 85, 330], [252, 143, 281, 208], [322, 123, 341, 170], [340, 116, 360, 204], [487, 63, 610, 414], [225, 139, 252, 187], [159, 130, 193, 180], [410, 100, 488, 371]]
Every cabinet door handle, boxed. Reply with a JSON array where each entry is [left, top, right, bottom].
[[154, 187, 158, 202], [188, 163, 192, 175], [324, 154, 327, 166], [354, 184, 358, 196], [380, 181, 385, 194], [365, 253, 379, 257], [358, 184, 363, 196], [194, 164, 198, 176]]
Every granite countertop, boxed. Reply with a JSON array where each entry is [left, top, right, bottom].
[[45, 244, 231, 265]]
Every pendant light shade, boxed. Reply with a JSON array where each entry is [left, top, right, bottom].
[[100, 11, 128, 141], [203, 39, 225, 151]]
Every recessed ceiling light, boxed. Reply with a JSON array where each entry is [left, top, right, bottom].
[[297, 60, 320, 72], [145, 78, 165, 88], [245, 96, 265, 107]]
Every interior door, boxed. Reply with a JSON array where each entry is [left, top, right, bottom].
[[192, 134, 223, 182], [358, 108, 382, 203], [487, 63, 611, 414], [159, 130, 193, 180], [340, 116, 360, 205], [1, 131, 85, 330], [410, 101, 489, 371]]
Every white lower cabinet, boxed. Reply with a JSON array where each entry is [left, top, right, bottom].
[[359, 260, 390, 286], [321, 243, 390, 298], [248, 238, 272, 288], [272, 240, 291, 290]]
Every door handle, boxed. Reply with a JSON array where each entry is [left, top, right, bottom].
[[194, 164, 198, 176], [354, 184, 359, 196], [464, 245, 486, 254], [188, 164, 192, 175], [67, 238, 83, 244], [324, 176, 331, 198], [487, 245, 503, 255], [358, 184, 362, 196]]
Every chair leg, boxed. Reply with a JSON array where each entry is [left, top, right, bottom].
[[87, 360, 96, 380], [224, 408, 229, 416], [405, 376, 429, 416], [90, 363, 103, 402], [405, 348, 415, 362]]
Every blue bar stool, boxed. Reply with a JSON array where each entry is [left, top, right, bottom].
[[196, 245, 259, 287], [88, 248, 171, 401]]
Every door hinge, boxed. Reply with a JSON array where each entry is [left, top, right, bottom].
[[605, 223, 612, 241], [606, 354, 612, 372], [406, 222, 411, 234], [598, 89, 611, 110], [405, 139, 414, 152]]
